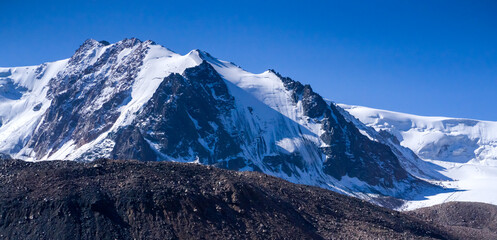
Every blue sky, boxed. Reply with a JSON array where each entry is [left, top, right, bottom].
[[2, 0, 496, 120]]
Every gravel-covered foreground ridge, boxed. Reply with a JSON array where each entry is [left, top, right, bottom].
[[0, 159, 464, 239]]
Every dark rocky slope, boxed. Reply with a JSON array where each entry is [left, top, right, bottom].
[[0, 159, 454, 240], [409, 202, 497, 240]]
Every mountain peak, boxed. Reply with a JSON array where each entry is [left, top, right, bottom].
[[98, 40, 110, 46], [77, 38, 102, 50], [76, 38, 150, 53], [185, 49, 228, 68], [188, 49, 212, 60], [118, 37, 143, 46], [0, 38, 452, 209]]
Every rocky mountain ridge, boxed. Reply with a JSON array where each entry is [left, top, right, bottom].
[[0, 38, 443, 207]]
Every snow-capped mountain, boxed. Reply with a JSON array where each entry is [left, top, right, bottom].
[[1, 38, 444, 208], [340, 104, 497, 209]]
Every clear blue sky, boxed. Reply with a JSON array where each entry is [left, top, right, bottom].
[[2, 0, 496, 120]]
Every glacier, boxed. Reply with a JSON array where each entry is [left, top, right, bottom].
[[340, 104, 497, 209]]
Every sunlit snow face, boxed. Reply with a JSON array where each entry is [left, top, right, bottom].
[[340, 104, 497, 209]]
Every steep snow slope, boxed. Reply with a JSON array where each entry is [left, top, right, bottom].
[[0, 60, 69, 154], [340, 104, 497, 209]]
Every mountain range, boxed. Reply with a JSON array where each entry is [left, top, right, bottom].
[[1, 38, 495, 210]]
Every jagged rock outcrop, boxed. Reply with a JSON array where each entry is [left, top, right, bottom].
[[27, 38, 149, 157], [130, 62, 240, 164], [272, 70, 412, 187]]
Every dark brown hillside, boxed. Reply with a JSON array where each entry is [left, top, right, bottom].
[[409, 201, 497, 240], [0, 159, 453, 240]]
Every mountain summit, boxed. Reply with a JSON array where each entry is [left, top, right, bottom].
[[0, 38, 443, 207]]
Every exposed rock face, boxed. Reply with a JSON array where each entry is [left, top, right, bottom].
[[273, 70, 411, 187], [321, 105, 408, 187], [129, 62, 241, 164], [111, 125, 156, 161], [27, 39, 149, 157], [0, 159, 454, 240]]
